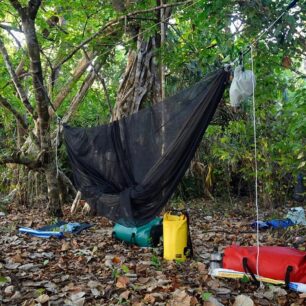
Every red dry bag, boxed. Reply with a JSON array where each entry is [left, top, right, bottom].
[[223, 245, 306, 284]]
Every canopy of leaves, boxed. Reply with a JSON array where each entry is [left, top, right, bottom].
[[0, 0, 305, 204]]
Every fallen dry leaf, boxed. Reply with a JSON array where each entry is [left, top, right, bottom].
[[197, 262, 206, 273], [138, 277, 150, 284], [69, 291, 86, 306], [119, 290, 130, 300], [116, 276, 129, 289], [87, 280, 100, 288], [11, 254, 23, 263], [204, 296, 224, 306], [0, 201, 303, 305], [233, 294, 254, 306], [170, 289, 192, 306], [91, 287, 100, 298], [299, 293, 306, 299], [216, 287, 231, 295], [190, 296, 199, 305], [21, 299, 36, 306], [35, 294, 50, 303], [4, 285, 15, 296], [144, 293, 156, 304], [61, 241, 70, 251]]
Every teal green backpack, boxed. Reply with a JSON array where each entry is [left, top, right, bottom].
[[112, 217, 162, 247]]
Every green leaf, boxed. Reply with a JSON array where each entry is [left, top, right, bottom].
[[111, 268, 120, 279], [201, 292, 212, 301], [221, 55, 231, 63], [35, 288, 45, 297], [150, 255, 161, 268], [241, 274, 250, 283], [0, 276, 8, 284], [298, 161, 305, 169], [121, 264, 129, 273], [92, 246, 98, 254]]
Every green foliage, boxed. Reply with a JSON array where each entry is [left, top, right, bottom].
[[111, 267, 120, 280], [34, 288, 46, 297], [185, 72, 305, 205], [0, 0, 305, 207], [0, 276, 9, 284], [51, 218, 59, 225], [201, 292, 212, 301], [121, 264, 130, 273], [111, 264, 130, 280], [241, 274, 250, 283], [150, 255, 161, 269]]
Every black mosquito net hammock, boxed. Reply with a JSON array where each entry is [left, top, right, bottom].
[[63, 68, 229, 226]]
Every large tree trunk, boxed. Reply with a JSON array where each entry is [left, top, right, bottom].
[[113, 35, 162, 120], [21, 9, 63, 217], [112, 0, 171, 120], [45, 163, 62, 216]]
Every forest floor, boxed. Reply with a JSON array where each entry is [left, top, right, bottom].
[[0, 199, 305, 306]]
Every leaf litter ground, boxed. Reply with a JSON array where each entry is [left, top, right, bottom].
[[0, 199, 305, 305]]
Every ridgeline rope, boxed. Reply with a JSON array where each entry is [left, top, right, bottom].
[[250, 45, 262, 286], [232, 0, 299, 65]]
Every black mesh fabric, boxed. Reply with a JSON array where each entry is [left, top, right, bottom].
[[63, 68, 229, 226]]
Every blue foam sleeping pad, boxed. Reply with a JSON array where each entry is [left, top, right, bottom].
[[19, 221, 93, 238]]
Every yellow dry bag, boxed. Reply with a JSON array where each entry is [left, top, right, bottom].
[[163, 211, 189, 261]]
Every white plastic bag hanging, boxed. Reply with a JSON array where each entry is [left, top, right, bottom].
[[229, 65, 256, 108]]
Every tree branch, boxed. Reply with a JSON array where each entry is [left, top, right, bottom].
[[2, 58, 29, 90], [7, 29, 23, 49], [21, 13, 52, 150], [54, 0, 191, 70], [0, 23, 23, 33], [127, 1, 191, 17], [8, 0, 24, 15], [0, 38, 36, 118], [58, 169, 77, 195], [49, 52, 96, 116], [1, 72, 31, 90], [0, 153, 41, 170], [54, 23, 120, 70], [82, 48, 113, 118], [62, 60, 103, 123], [0, 94, 28, 130], [28, 0, 42, 19]]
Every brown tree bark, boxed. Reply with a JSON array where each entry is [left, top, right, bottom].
[[112, 0, 172, 120], [113, 35, 162, 120], [62, 59, 104, 123], [8, 0, 63, 216], [0, 38, 35, 117], [49, 52, 96, 116], [0, 95, 28, 130]]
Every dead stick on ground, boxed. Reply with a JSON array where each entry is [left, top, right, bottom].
[[71, 190, 81, 214]]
